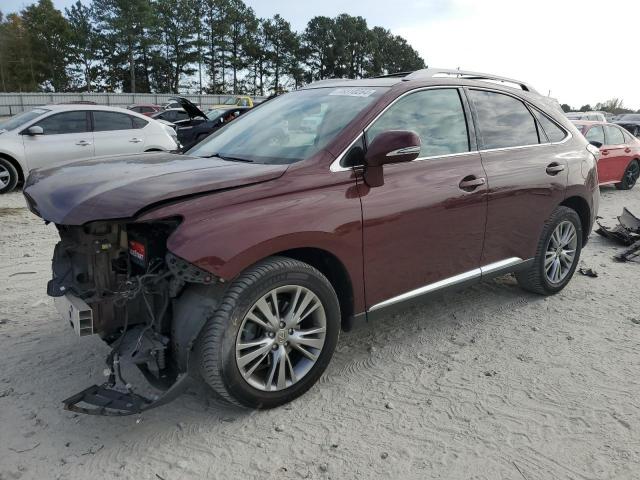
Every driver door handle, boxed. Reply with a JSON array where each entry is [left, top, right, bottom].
[[129, 138, 143, 143], [546, 163, 565, 175], [458, 176, 486, 191], [75, 140, 92, 146]]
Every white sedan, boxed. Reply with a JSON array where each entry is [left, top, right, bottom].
[[0, 104, 179, 193]]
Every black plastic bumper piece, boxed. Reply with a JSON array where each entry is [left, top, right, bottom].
[[63, 373, 194, 416]]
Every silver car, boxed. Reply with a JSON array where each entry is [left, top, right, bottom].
[[0, 105, 179, 193]]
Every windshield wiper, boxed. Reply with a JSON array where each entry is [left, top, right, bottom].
[[204, 153, 254, 163]]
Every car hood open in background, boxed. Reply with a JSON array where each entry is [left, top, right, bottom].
[[23, 152, 288, 225], [168, 96, 208, 120]]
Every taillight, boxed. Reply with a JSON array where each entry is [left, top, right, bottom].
[[586, 144, 600, 159]]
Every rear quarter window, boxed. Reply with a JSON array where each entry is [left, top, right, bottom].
[[531, 108, 568, 143]]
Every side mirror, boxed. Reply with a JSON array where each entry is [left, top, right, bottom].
[[364, 130, 421, 187], [26, 125, 43, 136], [589, 140, 603, 148]]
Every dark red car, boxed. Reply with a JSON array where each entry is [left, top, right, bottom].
[[127, 103, 162, 117], [23, 69, 599, 415], [574, 121, 640, 189]]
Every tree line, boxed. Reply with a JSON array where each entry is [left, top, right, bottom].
[[561, 98, 640, 114], [0, 0, 426, 95]]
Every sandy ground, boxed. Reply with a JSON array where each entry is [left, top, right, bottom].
[[1, 187, 639, 480]]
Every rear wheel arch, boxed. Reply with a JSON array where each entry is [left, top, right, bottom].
[[0, 152, 25, 185], [560, 195, 591, 245]]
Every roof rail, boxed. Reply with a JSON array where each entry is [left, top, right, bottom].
[[372, 71, 414, 79], [403, 68, 537, 93]]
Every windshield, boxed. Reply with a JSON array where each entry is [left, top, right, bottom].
[[223, 97, 238, 105], [188, 87, 388, 164], [619, 114, 640, 121], [0, 108, 50, 131]]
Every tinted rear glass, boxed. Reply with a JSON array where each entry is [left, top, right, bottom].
[[469, 90, 539, 149], [93, 111, 133, 131]]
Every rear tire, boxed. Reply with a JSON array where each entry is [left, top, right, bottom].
[[0, 158, 19, 194], [614, 159, 639, 190], [516, 206, 582, 295], [197, 256, 340, 409]]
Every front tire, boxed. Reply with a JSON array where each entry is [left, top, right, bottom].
[[614, 159, 639, 190], [198, 256, 340, 408], [516, 206, 582, 295], [0, 158, 19, 194]]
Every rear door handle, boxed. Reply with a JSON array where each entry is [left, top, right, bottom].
[[75, 140, 92, 146], [545, 163, 565, 175], [129, 138, 143, 143], [625, 147, 631, 153], [601, 150, 609, 156], [458, 175, 486, 191]]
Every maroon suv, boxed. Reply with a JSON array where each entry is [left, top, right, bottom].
[[23, 69, 599, 414]]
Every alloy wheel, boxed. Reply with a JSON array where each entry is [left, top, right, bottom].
[[235, 285, 327, 392], [0, 165, 9, 187], [625, 161, 639, 187], [544, 221, 577, 284]]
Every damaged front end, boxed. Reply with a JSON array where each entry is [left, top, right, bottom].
[[49, 219, 222, 415]]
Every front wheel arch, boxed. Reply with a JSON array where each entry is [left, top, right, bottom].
[[0, 153, 25, 185]]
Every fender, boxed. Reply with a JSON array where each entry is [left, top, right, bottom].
[[138, 154, 366, 312]]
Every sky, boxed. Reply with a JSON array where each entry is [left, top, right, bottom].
[[3, 0, 640, 110]]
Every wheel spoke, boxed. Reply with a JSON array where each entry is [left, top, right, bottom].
[[289, 289, 320, 326], [544, 252, 555, 268], [245, 312, 273, 332], [277, 347, 288, 389], [290, 342, 318, 361], [237, 341, 272, 369], [254, 297, 280, 330], [291, 331, 325, 350]]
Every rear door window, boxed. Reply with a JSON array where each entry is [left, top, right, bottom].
[[35, 111, 89, 135], [585, 126, 605, 144], [93, 111, 134, 131], [468, 90, 539, 149], [366, 88, 470, 157], [604, 125, 625, 145]]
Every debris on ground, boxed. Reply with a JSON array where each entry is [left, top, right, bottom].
[[596, 208, 640, 262], [579, 267, 598, 278]]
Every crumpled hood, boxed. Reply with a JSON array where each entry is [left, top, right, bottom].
[[23, 152, 288, 225]]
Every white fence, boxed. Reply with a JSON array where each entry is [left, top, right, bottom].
[[0, 93, 267, 116]]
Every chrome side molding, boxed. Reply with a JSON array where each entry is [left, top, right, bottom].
[[368, 257, 523, 312], [386, 146, 421, 157]]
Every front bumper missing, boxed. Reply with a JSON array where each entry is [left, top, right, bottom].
[[63, 373, 194, 416]]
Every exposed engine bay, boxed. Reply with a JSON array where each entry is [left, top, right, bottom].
[[48, 219, 221, 415]]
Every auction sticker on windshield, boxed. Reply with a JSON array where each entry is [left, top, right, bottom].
[[329, 88, 377, 97]]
